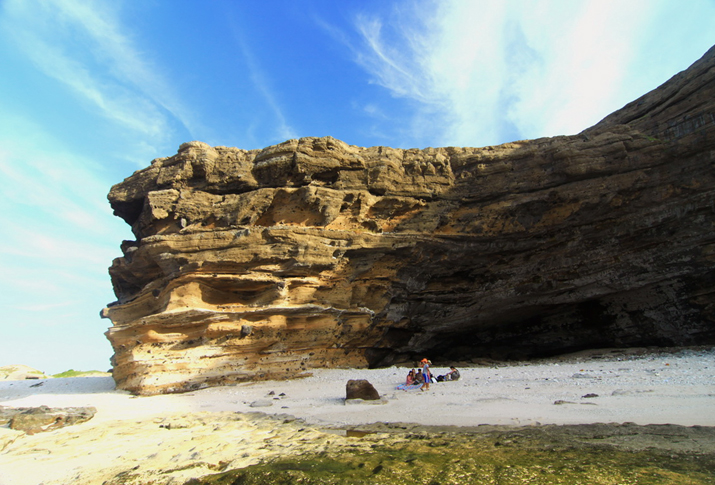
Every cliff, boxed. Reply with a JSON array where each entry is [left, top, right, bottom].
[[104, 46, 715, 395]]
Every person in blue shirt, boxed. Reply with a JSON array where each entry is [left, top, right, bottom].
[[420, 358, 431, 391]]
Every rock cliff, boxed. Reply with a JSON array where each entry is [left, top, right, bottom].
[[104, 46, 715, 395]]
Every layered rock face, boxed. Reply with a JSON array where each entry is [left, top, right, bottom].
[[104, 46, 715, 395]]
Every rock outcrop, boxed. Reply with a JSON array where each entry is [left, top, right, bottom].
[[103, 46, 715, 395], [0, 406, 96, 435], [0, 365, 47, 380], [345, 379, 380, 401]]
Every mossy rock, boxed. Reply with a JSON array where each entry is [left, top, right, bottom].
[[189, 426, 715, 484]]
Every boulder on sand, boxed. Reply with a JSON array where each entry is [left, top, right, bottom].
[[346, 379, 380, 401]]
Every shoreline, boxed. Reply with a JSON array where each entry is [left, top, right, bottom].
[[1, 346, 714, 485], [1, 346, 713, 428]]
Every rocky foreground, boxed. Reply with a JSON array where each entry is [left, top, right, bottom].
[[103, 44, 715, 395], [0, 348, 714, 484], [4, 415, 715, 484]]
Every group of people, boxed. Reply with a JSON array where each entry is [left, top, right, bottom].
[[403, 358, 460, 391]]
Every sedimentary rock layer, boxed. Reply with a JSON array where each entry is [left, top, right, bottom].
[[104, 46, 715, 395]]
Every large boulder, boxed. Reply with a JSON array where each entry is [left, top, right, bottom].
[[346, 379, 380, 401], [103, 46, 715, 395]]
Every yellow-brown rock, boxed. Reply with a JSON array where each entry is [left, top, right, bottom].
[[104, 46, 715, 395]]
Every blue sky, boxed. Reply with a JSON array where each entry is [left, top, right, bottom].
[[1, 0, 714, 374]]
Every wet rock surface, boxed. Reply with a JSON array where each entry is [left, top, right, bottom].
[[104, 46, 715, 395], [3, 409, 713, 485], [190, 422, 715, 485]]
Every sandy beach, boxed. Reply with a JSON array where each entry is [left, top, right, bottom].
[[1, 347, 714, 484]]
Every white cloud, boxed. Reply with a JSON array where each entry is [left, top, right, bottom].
[[506, 0, 647, 138], [350, 0, 527, 146], [226, 16, 297, 144], [0, 114, 128, 337], [11, 301, 77, 313], [0, 221, 115, 269], [349, 0, 715, 148], [0, 0, 197, 151], [0, 136, 121, 241]]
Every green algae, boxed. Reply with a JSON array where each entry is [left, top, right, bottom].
[[188, 426, 715, 485], [51, 369, 110, 378]]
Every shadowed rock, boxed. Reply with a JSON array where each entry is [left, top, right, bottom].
[[104, 46, 715, 395], [345, 379, 380, 401]]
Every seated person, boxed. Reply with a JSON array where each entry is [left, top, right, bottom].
[[414, 369, 425, 384], [445, 366, 460, 381], [405, 369, 416, 385]]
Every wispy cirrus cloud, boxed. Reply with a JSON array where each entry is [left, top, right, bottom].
[[0, 128, 125, 367], [0, 147, 110, 236], [242, 50, 298, 143], [0, 0, 170, 372], [348, 0, 715, 148], [226, 16, 298, 144], [0, 0, 196, 153], [0, 119, 128, 295]]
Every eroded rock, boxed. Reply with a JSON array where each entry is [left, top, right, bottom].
[[0, 405, 97, 435], [104, 46, 715, 395]]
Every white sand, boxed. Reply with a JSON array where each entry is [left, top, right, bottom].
[[1, 347, 714, 485], [2, 347, 714, 428]]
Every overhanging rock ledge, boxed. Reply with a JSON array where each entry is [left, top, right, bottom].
[[103, 46, 715, 395]]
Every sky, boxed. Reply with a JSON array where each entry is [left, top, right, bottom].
[[0, 0, 714, 375]]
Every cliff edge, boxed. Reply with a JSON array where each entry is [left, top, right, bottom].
[[104, 46, 715, 395]]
